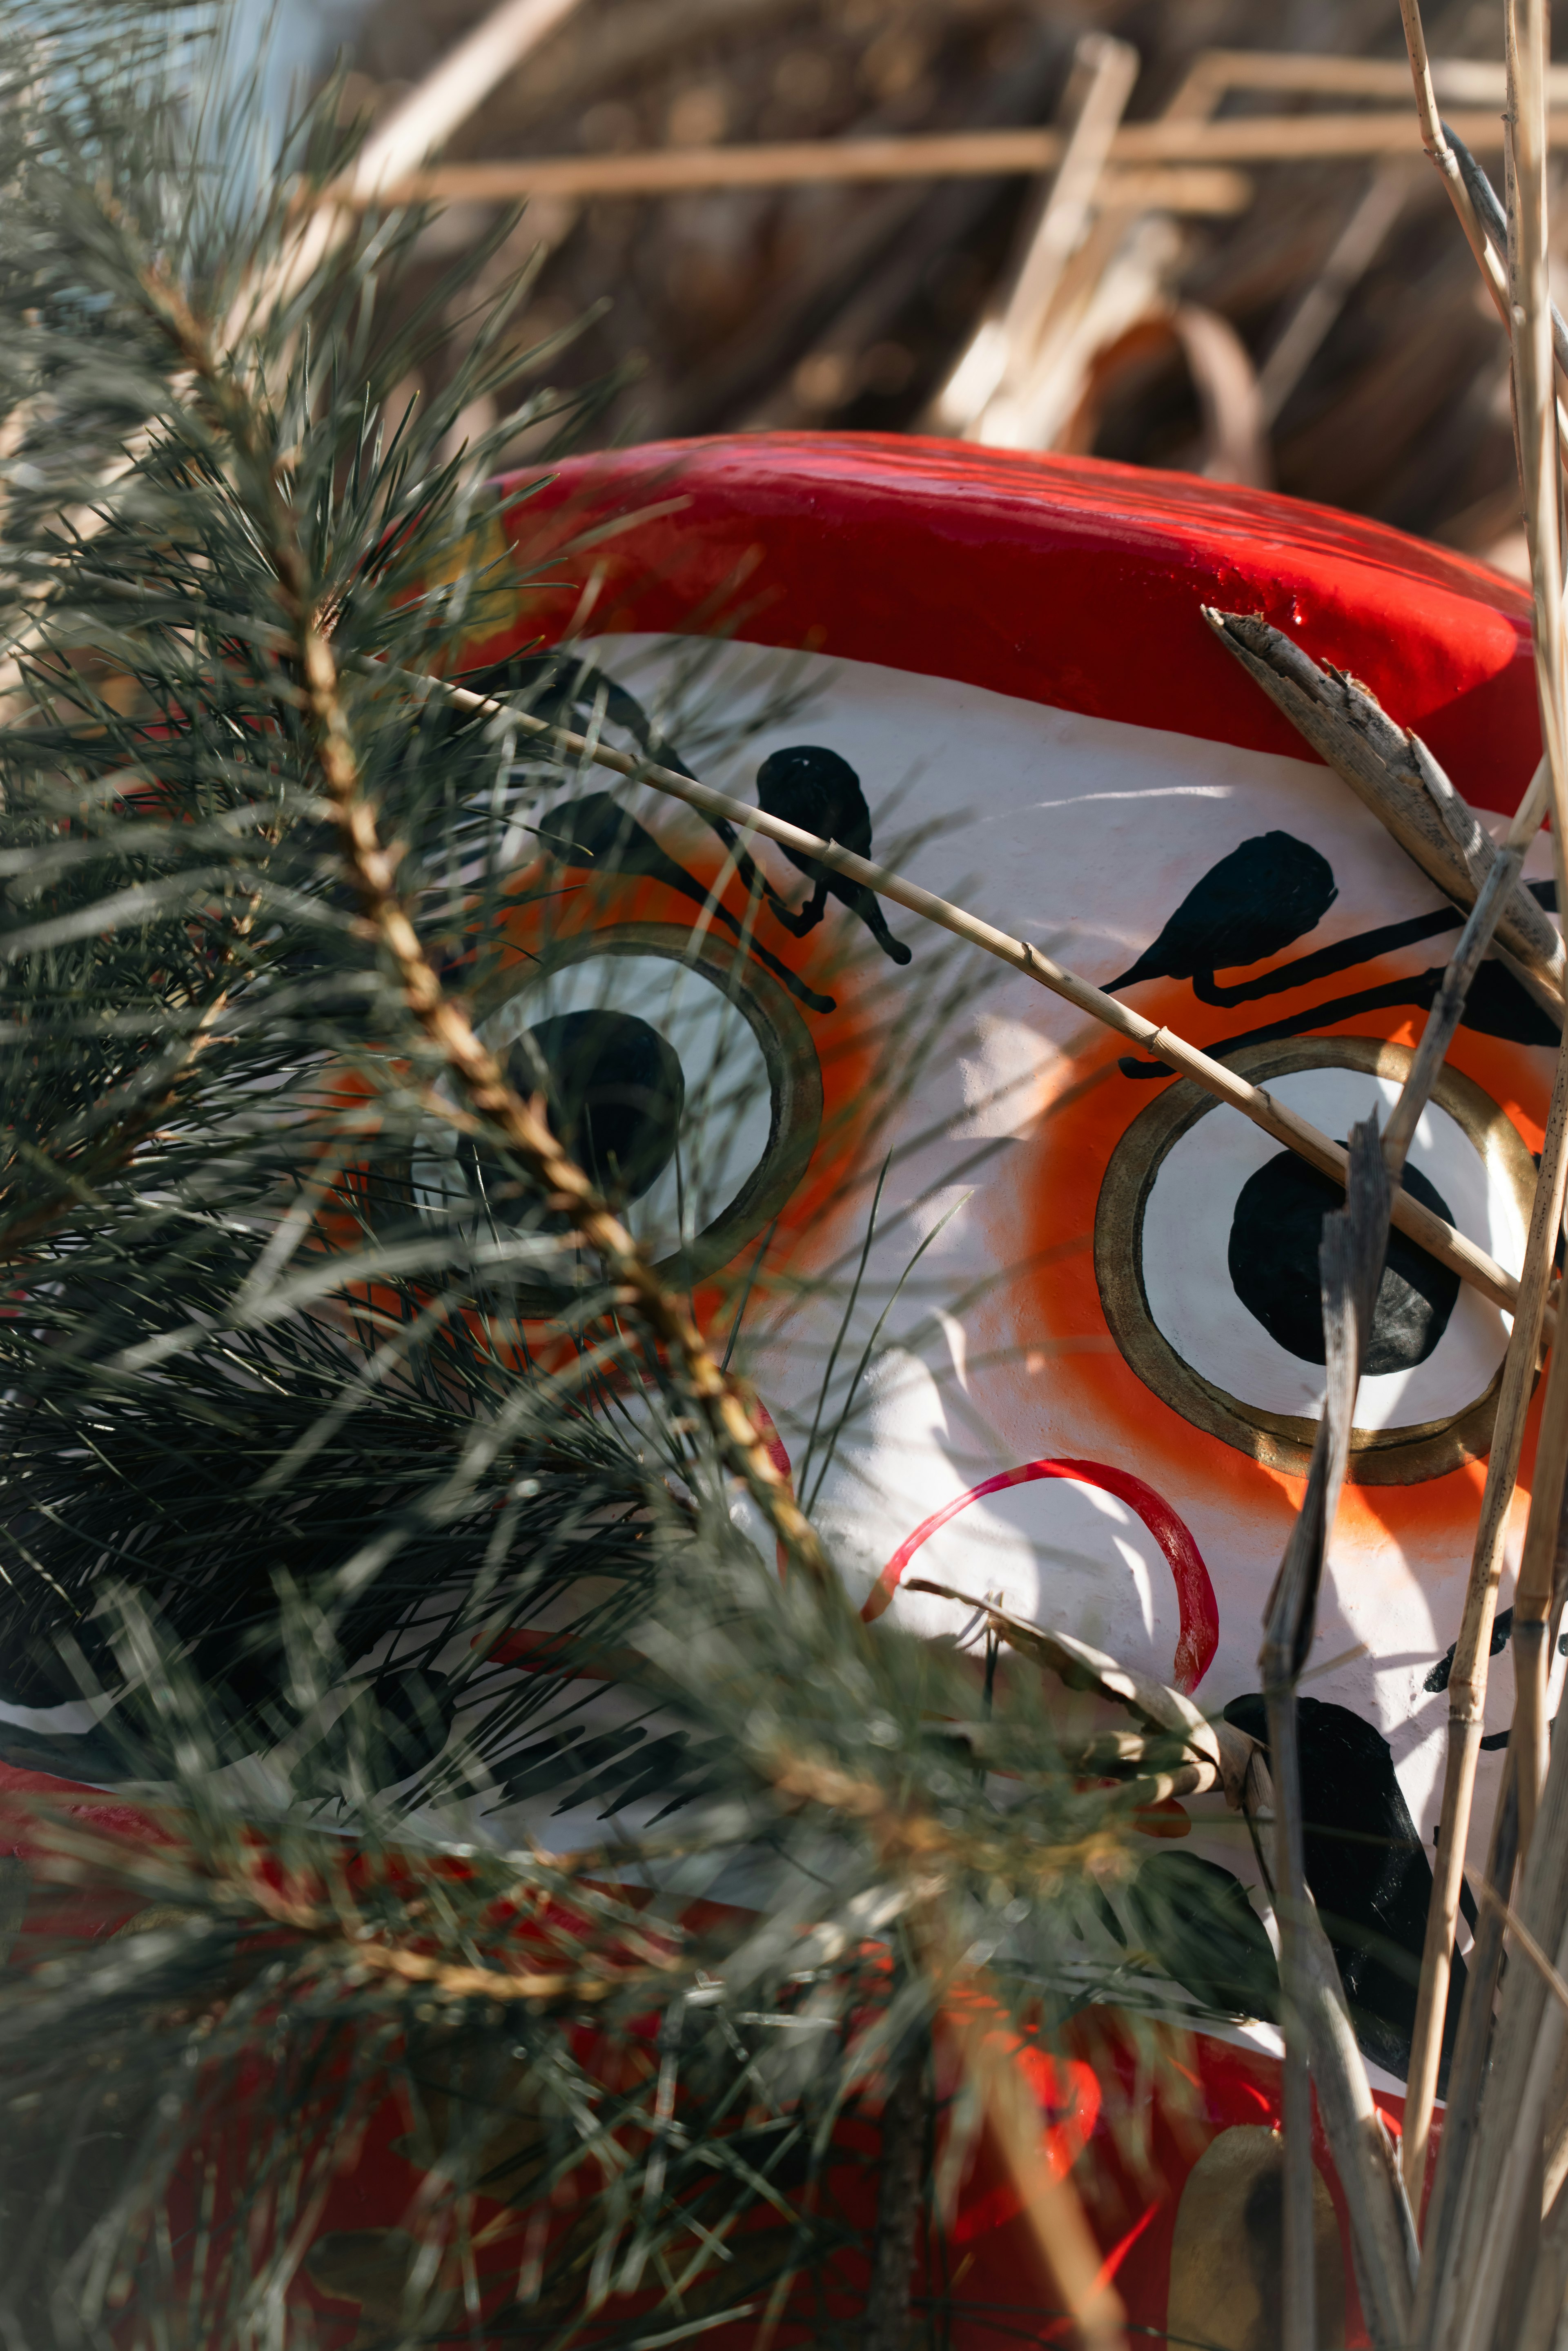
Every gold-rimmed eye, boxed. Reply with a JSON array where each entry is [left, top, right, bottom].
[[1095, 1038, 1535, 1484], [408, 921, 823, 1309]]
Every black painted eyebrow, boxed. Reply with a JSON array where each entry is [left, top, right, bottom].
[[1192, 907, 1461, 1006]]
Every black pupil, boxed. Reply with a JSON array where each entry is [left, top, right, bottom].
[[1227, 1148, 1460, 1375], [509, 1010, 684, 1203]]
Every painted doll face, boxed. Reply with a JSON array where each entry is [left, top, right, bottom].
[[484, 629, 1546, 1841], [477, 437, 1555, 1962]]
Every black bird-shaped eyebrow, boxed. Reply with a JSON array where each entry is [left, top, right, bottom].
[[1107, 831, 1337, 1002], [750, 745, 912, 967], [532, 793, 835, 1016]]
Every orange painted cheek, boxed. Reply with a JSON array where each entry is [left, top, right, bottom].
[[984, 980, 1553, 1578]]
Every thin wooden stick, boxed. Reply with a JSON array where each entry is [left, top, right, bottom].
[[1510, 1328, 1568, 1861], [1266, 1680, 1319, 2351], [342, 108, 1568, 209], [1448, 132, 1568, 380], [923, 1578, 1411, 2337], [931, 30, 1139, 439], [1263, 1127, 1393, 2351], [396, 662, 1532, 1323], [346, 156, 1254, 214], [942, 1976, 1127, 2351], [1255, 164, 1412, 428], [1401, 1031, 1568, 2208]]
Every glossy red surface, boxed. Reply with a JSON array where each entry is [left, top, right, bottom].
[[501, 432, 1540, 817]]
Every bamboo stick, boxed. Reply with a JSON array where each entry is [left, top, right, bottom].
[[400, 664, 1531, 1322], [1401, 1032, 1568, 2208], [341, 109, 1568, 209]]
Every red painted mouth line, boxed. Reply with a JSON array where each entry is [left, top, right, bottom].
[[864, 1455, 1219, 1694]]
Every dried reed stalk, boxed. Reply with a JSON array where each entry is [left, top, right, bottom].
[[1401, 1033, 1568, 2203], [354, 106, 1568, 209], [1439, 0, 1568, 2204], [891, 1592, 1424, 2335], [1245, 824, 1528, 2326], [406, 667, 1529, 1321], [1410, 1754, 1519, 2347], [930, 31, 1137, 439], [1441, 1698, 1568, 2351], [1261, 1125, 1401, 2351], [941, 1979, 1127, 2351], [1497, 0, 1568, 1865], [1203, 610, 1565, 1011], [1251, 1758, 1419, 2351], [267, 0, 586, 315], [1401, 0, 1512, 320]]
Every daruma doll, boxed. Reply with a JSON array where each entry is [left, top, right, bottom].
[[4, 434, 1550, 2346]]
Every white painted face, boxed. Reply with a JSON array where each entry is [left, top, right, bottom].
[[496, 628, 1559, 1932]]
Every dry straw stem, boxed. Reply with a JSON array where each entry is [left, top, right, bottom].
[[406, 667, 1529, 1324], [942, 1977, 1126, 2351], [1442, 1667, 1568, 2351], [1249, 1755, 1418, 2350], [1499, 0, 1568, 1865], [967, 32, 1139, 434], [355, 108, 1568, 209], [1261, 1127, 1387, 2351], [1401, 1030, 1568, 2205], [1411, 1756, 1521, 2347], [1202, 610, 1565, 1011], [1400, 0, 1513, 320]]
